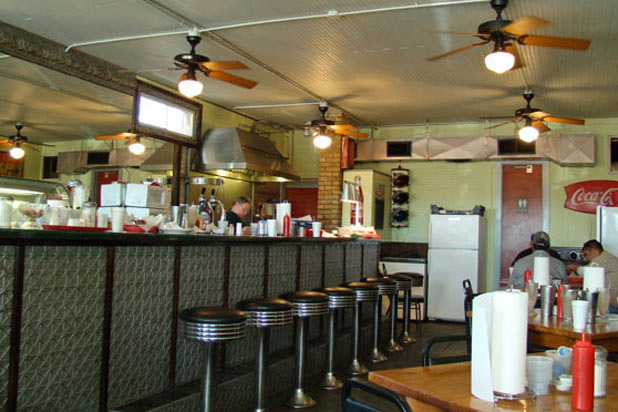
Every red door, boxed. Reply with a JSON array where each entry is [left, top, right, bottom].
[[501, 164, 543, 283], [285, 188, 318, 219], [95, 170, 120, 207]]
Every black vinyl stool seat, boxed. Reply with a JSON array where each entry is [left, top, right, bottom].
[[319, 286, 356, 390], [383, 274, 411, 351], [363, 277, 397, 363], [179, 307, 247, 412], [280, 291, 329, 408], [236, 298, 293, 412], [343, 282, 378, 375]]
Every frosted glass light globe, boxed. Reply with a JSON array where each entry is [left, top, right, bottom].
[[485, 51, 515, 74]]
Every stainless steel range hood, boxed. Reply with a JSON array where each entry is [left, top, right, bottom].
[[192, 128, 300, 182]]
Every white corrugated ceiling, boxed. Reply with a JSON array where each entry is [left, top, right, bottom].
[[1, 0, 617, 141]]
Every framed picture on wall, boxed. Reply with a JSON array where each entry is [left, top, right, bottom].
[[0, 152, 24, 177]]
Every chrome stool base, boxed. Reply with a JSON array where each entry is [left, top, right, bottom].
[[285, 388, 317, 409], [385, 338, 404, 352], [348, 359, 369, 376], [369, 347, 388, 363], [399, 330, 415, 344], [321, 372, 343, 390]]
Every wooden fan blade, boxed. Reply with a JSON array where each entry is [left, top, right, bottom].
[[333, 129, 369, 139], [543, 116, 585, 125], [330, 124, 356, 130], [502, 16, 549, 36], [486, 120, 516, 130], [529, 111, 551, 120], [0, 143, 13, 149], [23, 143, 40, 152], [425, 29, 490, 38], [94, 133, 135, 141], [206, 71, 257, 89], [531, 121, 551, 133], [520, 35, 591, 50], [0, 139, 9, 145], [427, 41, 488, 62], [201, 61, 249, 71], [504, 42, 524, 69], [27, 140, 55, 147]]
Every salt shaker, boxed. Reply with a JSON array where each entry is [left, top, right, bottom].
[[594, 345, 607, 397], [0, 195, 14, 228]]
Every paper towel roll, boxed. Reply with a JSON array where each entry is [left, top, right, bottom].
[[276, 202, 291, 235], [583, 266, 605, 291], [491, 290, 528, 395], [533, 256, 550, 286]]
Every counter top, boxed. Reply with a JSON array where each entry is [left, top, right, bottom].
[[0, 228, 379, 246]]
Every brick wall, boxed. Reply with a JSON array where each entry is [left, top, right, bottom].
[[317, 135, 342, 231]]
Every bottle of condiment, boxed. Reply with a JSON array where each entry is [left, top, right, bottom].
[[594, 345, 608, 397], [572, 331, 594, 411], [524, 267, 532, 285], [282, 213, 290, 237]]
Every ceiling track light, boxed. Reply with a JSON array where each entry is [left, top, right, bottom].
[[484, 37, 515, 74], [518, 118, 539, 143], [178, 66, 203, 98]]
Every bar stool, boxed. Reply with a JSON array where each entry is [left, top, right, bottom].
[[179, 306, 247, 412], [363, 277, 397, 363], [392, 273, 414, 344], [280, 291, 329, 408], [236, 298, 293, 412], [383, 274, 410, 351], [318, 286, 356, 390], [343, 281, 378, 375]]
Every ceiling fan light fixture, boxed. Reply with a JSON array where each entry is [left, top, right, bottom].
[[177, 70, 203, 98], [519, 119, 539, 143], [313, 133, 332, 149], [128, 138, 146, 155], [9, 144, 25, 159], [484, 50, 515, 74]]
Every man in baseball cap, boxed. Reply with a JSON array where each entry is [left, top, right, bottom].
[[509, 231, 567, 289]]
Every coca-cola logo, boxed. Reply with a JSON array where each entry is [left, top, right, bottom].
[[564, 180, 618, 214]]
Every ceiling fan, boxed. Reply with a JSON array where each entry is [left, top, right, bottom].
[[94, 131, 147, 155], [0, 123, 54, 159], [173, 28, 257, 98], [426, 0, 591, 73], [305, 101, 369, 149], [485, 90, 585, 142]]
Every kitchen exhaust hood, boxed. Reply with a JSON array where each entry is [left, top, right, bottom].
[[191, 128, 300, 182]]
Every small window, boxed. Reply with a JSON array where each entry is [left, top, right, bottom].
[[498, 138, 536, 155], [138, 94, 194, 137], [42, 156, 58, 179], [87, 152, 110, 165], [386, 141, 412, 157]]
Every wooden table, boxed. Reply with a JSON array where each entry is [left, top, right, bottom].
[[369, 361, 618, 412], [528, 311, 618, 351]]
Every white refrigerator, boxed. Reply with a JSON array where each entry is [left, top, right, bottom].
[[597, 206, 618, 256], [427, 214, 484, 321]]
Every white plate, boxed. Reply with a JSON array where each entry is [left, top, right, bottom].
[[159, 228, 194, 235]]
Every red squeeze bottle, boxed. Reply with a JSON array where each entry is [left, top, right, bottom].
[[524, 267, 532, 285], [572, 331, 594, 411], [282, 214, 290, 237], [557, 284, 566, 319]]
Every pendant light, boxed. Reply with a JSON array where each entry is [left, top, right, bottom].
[[128, 137, 146, 155], [484, 38, 515, 74], [518, 118, 539, 143], [9, 143, 25, 159], [177, 67, 203, 98], [313, 126, 332, 149]]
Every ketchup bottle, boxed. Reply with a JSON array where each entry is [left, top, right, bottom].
[[572, 331, 594, 411], [524, 267, 532, 285], [282, 214, 290, 237]]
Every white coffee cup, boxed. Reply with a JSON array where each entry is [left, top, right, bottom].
[[111, 207, 125, 232], [312, 221, 322, 237], [235, 222, 242, 236], [267, 219, 277, 237], [572, 300, 589, 331]]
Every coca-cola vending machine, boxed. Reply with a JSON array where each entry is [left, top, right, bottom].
[[597, 205, 618, 256]]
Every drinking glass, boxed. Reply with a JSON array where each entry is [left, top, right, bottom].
[[597, 287, 610, 318], [18, 203, 46, 229], [526, 280, 539, 314]]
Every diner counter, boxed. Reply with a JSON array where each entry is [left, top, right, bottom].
[[0, 229, 380, 411]]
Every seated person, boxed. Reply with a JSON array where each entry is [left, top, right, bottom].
[[509, 231, 567, 290], [567, 239, 618, 314], [511, 233, 562, 266], [225, 196, 252, 234]]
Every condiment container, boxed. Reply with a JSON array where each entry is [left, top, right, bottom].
[[594, 345, 607, 397], [80, 201, 97, 227], [572, 331, 594, 411], [0, 195, 14, 228]]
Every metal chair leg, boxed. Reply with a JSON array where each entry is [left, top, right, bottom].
[[385, 293, 403, 352], [286, 317, 316, 408], [321, 309, 343, 389], [201, 342, 215, 412], [369, 295, 388, 363], [347, 301, 369, 375], [399, 290, 415, 344]]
